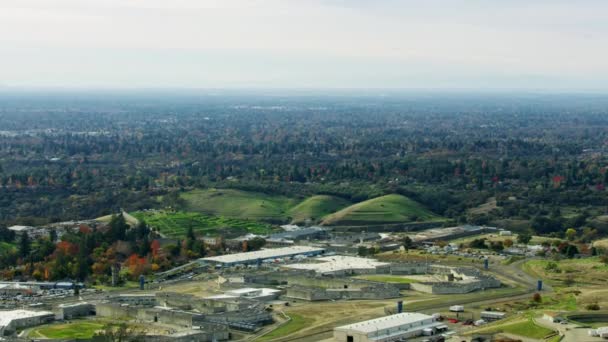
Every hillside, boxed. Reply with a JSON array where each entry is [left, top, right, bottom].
[[321, 194, 442, 226], [287, 195, 352, 224], [181, 189, 298, 222]]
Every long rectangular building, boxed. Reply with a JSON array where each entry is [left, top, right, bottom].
[[284, 255, 390, 275], [334, 312, 444, 342], [201, 246, 325, 266], [0, 310, 54, 336]]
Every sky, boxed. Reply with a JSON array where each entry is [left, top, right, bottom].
[[1, 0, 608, 90]]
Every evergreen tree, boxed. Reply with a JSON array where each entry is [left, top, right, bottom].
[[109, 214, 128, 241], [19, 233, 31, 258]]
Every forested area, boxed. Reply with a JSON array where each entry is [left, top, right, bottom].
[[1, 92, 607, 236]]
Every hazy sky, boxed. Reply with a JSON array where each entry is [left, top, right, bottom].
[[2, 0, 608, 90]]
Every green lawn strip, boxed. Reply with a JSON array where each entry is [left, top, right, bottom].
[[257, 313, 313, 341], [475, 319, 554, 340], [32, 322, 105, 339]]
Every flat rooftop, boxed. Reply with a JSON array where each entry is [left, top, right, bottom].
[[284, 255, 389, 274], [335, 312, 434, 334], [201, 246, 324, 265], [0, 309, 54, 328]]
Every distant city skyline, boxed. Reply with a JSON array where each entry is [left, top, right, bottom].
[[2, 0, 608, 90]]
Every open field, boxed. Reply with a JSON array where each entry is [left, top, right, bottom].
[[523, 257, 608, 287], [258, 313, 314, 341], [469, 317, 554, 340], [353, 275, 419, 283], [287, 195, 351, 224], [131, 210, 274, 238], [321, 194, 443, 226], [30, 321, 105, 339], [182, 189, 297, 222]]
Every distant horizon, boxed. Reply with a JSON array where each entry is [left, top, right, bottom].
[[1, 87, 607, 98]]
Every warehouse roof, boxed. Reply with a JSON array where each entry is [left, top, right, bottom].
[[335, 313, 433, 334], [0, 310, 54, 329], [284, 255, 389, 274], [201, 246, 324, 264]]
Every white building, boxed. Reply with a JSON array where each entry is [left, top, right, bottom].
[[0, 310, 54, 336], [206, 288, 281, 301], [201, 246, 325, 266], [589, 327, 608, 338], [333, 313, 445, 342], [284, 255, 390, 276]]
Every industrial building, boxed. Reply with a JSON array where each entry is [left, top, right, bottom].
[[284, 255, 390, 275], [57, 302, 95, 320], [333, 312, 445, 342], [206, 288, 282, 301], [201, 246, 325, 266], [0, 310, 55, 336]]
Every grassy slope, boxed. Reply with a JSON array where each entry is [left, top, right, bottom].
[[321, 194, 442, 226], [473, 318, 554, 340], [132, 211, 274, 238], [31, 322, 104, 339], [182, 189, 298, 222], [257, 314, 313, 341], [287, 195, 351, 224], [524, 257, 608, 287]]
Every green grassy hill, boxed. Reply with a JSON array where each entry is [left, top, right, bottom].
[[321, 194, 442, 226], [287, 195, 351, 224], [181, 189, 298, 222]]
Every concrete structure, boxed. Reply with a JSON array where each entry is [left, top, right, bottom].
[[0, 310, 54, 336], [333, 313, 444, 342], [201, 246, 325, 266], [286, 283, 400, 301], [207, 288, 282, 301], [588, 327, 608, 338], [543, 311, 565, 323], [57, 302, 95, 320], [409, 266, 501, 294], [268, 227, 327, 241], [0, 283, 34, 296], [480, 311, 506, 321], [284, 255, 390, 275], [111, 294, 157, 307]]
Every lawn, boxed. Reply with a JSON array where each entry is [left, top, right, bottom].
[[257, 313, 313, 341], [132, 210, 275, 238], [181, 188, 298, 222], [476, 319, 554, 340], [31, 321, 104, 339], [321, 194, 443, 226], [287, 195, 351, 224], [354, 275, 419, 284]]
